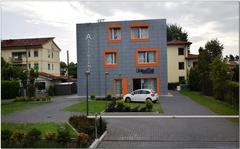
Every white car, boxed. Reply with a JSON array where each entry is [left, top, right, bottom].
[[123, 89, 159, 103]]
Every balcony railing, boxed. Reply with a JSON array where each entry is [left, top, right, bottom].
[[10, 57, 23, 63]]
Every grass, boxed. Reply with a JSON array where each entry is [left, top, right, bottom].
[[180, 89, 239, 122], [1, 101, 51, 115], [64, 100, 110, 113], [64, 100, 163, 113], [1, 122, 76, 137]]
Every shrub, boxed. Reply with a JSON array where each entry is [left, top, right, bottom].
[[11, 130, 25, 145], [69, 115, 107, 139], [24, 128, 41, 146], [44, 132, 56, 141], [46, 96, 52, 102], [15, 96, 28, 102], [90, 94, 96, 100], [145, 99, 153, 111], [168, 82, 179, 90], [105, 93, 112, 100], [76, 132, 89, 147], [2, 80, 20, 99], [48, 85, 55, 96], [116, 100, 125, 112], [124, 104, 131, 112], [1, 129, 13, 142], [56, 126, 70, 145], [131, 105, 140, 112], [225, 81, 239, 107], [139, 107, 147, 112]]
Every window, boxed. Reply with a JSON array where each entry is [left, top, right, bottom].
[[130, 23, 149, 42], [34, 51, 38, 57], [12, 52, 26, 59], [48, 50, 50, 58], [178, 62, 185, 70], [178, 48, 184, 55], [28, 51, 31, 57], [34, 63, 39, 70], [52, 64, 54, 70], [179, 76, 185, 82], [108, 24, 122, 43], [136, 48, 159, 67], [48, 64, 50, 70], [104, 49, 118, 68]]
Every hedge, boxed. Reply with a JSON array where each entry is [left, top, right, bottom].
[[1, 80, 20, 99]]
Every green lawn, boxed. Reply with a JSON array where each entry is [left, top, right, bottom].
[[64, 100, 163, 113], [1, 101, 50, 115], [180, 89, 239, 119], [64, 100, 109, 113], [1, 122, 76, 137]]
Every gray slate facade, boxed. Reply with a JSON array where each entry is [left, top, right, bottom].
[[76, 19, 168, 96]]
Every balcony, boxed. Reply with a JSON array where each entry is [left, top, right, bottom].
[[10, 57, 23, 63]]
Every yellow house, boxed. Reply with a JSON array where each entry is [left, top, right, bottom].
[[1, 37, 61, 76], [167, 39, 198, 83]]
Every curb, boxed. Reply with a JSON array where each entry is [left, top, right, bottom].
[[101, 112, 160, 116], [89, 130, 107, 149]]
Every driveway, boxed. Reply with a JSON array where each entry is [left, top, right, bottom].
[[98, 91, 239, 148], [2, 95, 84, 123]]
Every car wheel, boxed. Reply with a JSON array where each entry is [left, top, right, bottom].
[[125, 97, 131, 103]]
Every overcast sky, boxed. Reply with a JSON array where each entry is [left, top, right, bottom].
[[1, 0, 239, 63]]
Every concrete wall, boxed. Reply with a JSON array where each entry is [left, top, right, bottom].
[[77, 19, 168, 96]]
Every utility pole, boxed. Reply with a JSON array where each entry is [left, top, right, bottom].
[[67, 50, 69, 80]]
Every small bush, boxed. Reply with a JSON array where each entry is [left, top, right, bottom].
[[24, 128, 41, 146], [116, 100, 126, 112], [48, 85, 55, 96], [15, 96, 28, 102], [124, 104, 131, 112], [168, 82, 179, 90], [90, 94, 96, 100], [56, 126, 71, 145], [11, 130, 25, 145], [145, 99, 153, 111], [1, 80, 20, 99], [1, 129, 13, 142], [76, 132, 89, 147], [44, 132, 56, 141], [131, 105, 140, 112], [139, 107, 147, 112], [46, 96, 52, 102], [105, 93, 112, 100]]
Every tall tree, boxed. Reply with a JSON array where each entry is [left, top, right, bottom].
[[68, 62, 77, 78], [167, 24, 188, 41], [210, 58, 232, 100], [229, 54, 235, 61], [197, 39, 224, 96], [60, 61, 67, 75]]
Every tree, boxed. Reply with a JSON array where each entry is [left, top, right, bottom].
[[210, 58, 232, 100], [167, 24, 188, 41], [188, 66, 200, 91], [60, 61, 67, 75], [235, 55, 239, 61], [232, 65, 239, 82], [229, 54, 235, 61], [196, 39, 224, 96], [68, 62, 77, 78]]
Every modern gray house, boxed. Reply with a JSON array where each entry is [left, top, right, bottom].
[[76, 19, 168, 97]]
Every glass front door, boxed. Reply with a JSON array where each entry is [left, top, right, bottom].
[[115, 79, 122, 97]]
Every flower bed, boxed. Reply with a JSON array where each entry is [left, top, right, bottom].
[[1, 116, 107, 148], [68, 115, 107, 147], [15, 96, 52, 102], [105, 99, 159, 112]]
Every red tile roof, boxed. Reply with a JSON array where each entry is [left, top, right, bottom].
[[185, 54, 199, 60], [1, 37, 54, 48], [167, 39, 192, 45], [39, 72, 67, 81]]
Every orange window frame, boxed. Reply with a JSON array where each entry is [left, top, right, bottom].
[[132, 77, 160, 95], [129, 23, 149, 42], [135, 48, 159, 67], [108, 24, 122, 43], [104, 49, 118, 68]]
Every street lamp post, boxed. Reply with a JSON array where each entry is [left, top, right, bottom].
[[105, 72, 109, 109], [85, 70, 90, 116]]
